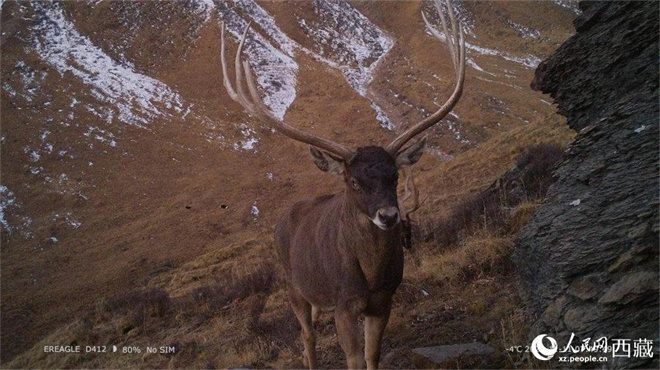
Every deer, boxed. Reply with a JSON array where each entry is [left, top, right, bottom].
[[220, 0, 465, 368]]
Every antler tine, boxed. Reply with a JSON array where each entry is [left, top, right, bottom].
[[234, 23, 258, 116], [400, 167, 413, 207], [387, 0, 466, 155], [432, 0, 456, 69], [400, 167, 428, 221], [220, 22, 354, 160], [220, 22, 239, 104]]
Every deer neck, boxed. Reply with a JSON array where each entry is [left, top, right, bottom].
[[339, 193, 399, 291]]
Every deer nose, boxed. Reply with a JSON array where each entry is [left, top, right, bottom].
[[377, 207, 400, 227]]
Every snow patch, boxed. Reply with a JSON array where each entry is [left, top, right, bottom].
[[371, 102, 394, 131], [220, 0, 396, 135], [7, 60, 47, 102], [233, 124, 259, 151], [53, 212, 82, 229], [193, 0, 216, 23], [30, 3, 187, 128], [506, 19, 540, 40], [0, 185, 33, 238], [550, 0, 581, 15], [423, 0, 476, 38], [466, 41, 542, 69], [218, 1, 298, 121], [29, 151, 41, 162], [298, 0, 394, 96], [297, 0, 394, 128], [251, 201, 260, 220]]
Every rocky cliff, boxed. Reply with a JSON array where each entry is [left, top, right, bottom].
[[514, 1, 659, 367]]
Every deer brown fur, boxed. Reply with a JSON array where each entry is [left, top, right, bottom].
[[274, 146, 414, 368]]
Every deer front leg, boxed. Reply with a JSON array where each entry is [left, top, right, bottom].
[[364, 293, 392, 370], [288, 289, 317, 369], [335, 301, 364, 369]]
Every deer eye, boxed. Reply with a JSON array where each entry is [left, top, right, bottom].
[[350, 178, 360, 190]]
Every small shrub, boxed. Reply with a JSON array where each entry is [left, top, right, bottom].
[[191, 263, 276, 315], [417, 236, 513, 285], [505, 202, 540, 234], [433, 190, 505, 247], [430, 143, 563, 246], [515, 143, 563, 198], [99, 288, 171, 319]]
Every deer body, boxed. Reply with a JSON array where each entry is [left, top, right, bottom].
[[219, 1, 465, 367], [275, 147, 407, 369]]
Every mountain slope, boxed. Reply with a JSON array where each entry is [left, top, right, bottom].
[[1, 0, 577, 364]]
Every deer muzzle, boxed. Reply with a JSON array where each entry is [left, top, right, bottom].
[[372, 206, 401, 230]]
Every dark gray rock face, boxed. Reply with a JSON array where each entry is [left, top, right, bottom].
[[515, 1, 658, 368]]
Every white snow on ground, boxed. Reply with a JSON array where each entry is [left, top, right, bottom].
[[299, 0, 394, 96], [31, 2, 186, 128], [217, 1, 298, 121], [446, 117, 470, 144], [192, 0, 216, 23], [233, 124, 260, 151], [466, 41, 542, 69], [425, 0, 476, 38], [215, 0, 395, 129], [424, 18, 541, 71], [296, 0, 394, 128], [4, 61, 46, 102], [233, 0, 297, 56], [10, 0, 229, 172], [371, 102, 394, 131], [550, 0, 581, 15], [465, 58, 487, 74], [0, 185, 14, 233], [449, 38, 542, 70], [251, 201, 260, 220], [506, 19, 540, 40], [64, 212, 82, 229], [474, 75, 523, 91], [0, 185, 33, 238]]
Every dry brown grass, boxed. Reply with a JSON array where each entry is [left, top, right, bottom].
[[415, 235, 513, 286], [505, 201, 540, 235]]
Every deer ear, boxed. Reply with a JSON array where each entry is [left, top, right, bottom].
[[395, 136, 427, 169], [309, 146, 345, 175]]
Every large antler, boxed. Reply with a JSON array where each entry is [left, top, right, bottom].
[[387, 0, 466, 155], [220, 22, 353, 160]]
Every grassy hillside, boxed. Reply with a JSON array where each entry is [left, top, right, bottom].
[[1, 0, 577, 367], [6, 115, 574, 368]]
